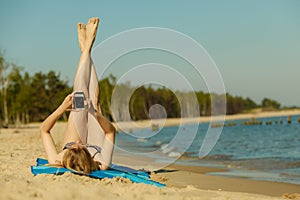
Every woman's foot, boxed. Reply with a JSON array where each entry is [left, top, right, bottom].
[[84, 17, 99, 52], [77, 23, 86, 52]]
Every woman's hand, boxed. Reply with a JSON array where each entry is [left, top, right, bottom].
[[40, 93, 74, 164], [60, 93, 73, 111]]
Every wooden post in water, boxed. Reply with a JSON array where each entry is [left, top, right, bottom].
[[251, 117, 255, 125], [298, 117, 300, 123], [151, 123, 159, 131], [287, 115, 291, 124]]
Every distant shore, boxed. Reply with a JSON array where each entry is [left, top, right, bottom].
[[114, 108, 300, 131]]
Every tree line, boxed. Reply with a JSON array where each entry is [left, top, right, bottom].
[[0, 53, 282, 126]]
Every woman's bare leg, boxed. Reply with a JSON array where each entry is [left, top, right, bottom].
[[84, 19, 115, 168], [64, 18, 115, 169], [63, 18, 98, 145]]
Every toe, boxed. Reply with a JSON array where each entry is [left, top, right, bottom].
[[93, 18, 98, 24], [78, 23, 85, 29], [89, 17, 97, 24]]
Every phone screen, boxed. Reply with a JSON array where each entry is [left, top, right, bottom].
[[73, 92, 85, 110]]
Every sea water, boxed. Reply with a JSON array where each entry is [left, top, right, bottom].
[[115, 115, 300, 185]]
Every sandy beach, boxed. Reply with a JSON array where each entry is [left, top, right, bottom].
[[1, 110, 300, 200]]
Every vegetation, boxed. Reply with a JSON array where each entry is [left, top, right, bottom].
[[0, 53, 284, 126], [261, 98, 281, 111], [0, 52, 71, 126]]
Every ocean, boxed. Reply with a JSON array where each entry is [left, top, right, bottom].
[[115, 115, 300, 185]]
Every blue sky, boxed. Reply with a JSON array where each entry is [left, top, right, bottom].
[[0, 0, 299, 106]]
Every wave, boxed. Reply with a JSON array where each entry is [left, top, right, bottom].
[[200, 154, 234, 160], [167, 151, 181, 157]]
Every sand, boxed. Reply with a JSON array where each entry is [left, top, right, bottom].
[[1, 110, 300, 200]]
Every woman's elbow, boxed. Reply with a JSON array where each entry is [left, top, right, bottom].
[[39, 125, 45, 134], [100, 165, 109, 170], [107, 124, 116, 135], [39, 124, 49, 135]]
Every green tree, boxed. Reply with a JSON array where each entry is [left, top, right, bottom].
[[17, 72, 32, 123], [244, 97, 257, 110], [30, 72, 48, 121], [6, 65, 23, 125], [129, 86, 148, 120], [261, 98, 281, 110], [46, 71, 71, 112], [0, 52, 10, 127], [99, 74, 115, 121]]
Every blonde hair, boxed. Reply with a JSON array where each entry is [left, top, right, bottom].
[[62, 144, 99, 174]]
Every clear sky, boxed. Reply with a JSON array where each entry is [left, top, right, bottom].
[[0, 0, 299, 106]]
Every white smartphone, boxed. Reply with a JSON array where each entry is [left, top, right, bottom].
[[73, 92, 85, 110]]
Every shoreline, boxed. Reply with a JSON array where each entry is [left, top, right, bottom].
[[166, 164, 300, 197], [112, 154, 300, 198], [114, 108, 300, 131], [111, 108, 300, 197]]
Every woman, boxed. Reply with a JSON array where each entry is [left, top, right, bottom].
[[40, 18, 115, 173]]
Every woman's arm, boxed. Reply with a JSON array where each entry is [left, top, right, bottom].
[[40, 94, 73, 164]]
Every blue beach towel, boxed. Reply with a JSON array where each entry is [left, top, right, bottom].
[[31, 158, 165, 188]]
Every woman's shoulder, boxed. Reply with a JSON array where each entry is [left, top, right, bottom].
[[55, 151, 65, 163]]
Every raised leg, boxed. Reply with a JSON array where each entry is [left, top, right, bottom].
[[64, 18, 115, 169], [77, 23, 86, 53], [64, 18, 99, 145]]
